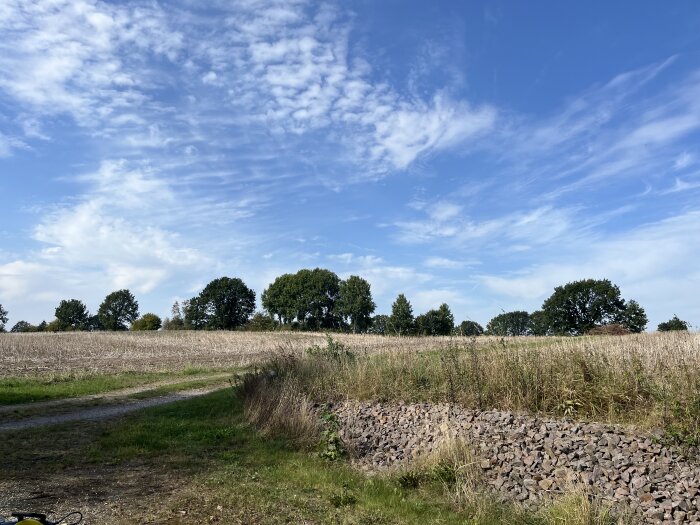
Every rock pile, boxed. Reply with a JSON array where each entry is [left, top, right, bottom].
[[328, 401, 700, 524]]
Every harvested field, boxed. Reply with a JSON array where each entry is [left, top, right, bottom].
[[0, 330, 501, 378]]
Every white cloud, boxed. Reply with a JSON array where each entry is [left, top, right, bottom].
[[0, 159, 219, 324], [202, 71, 218, 85], [0, 0, 181, 129], [327, 253, 383, 267], [675, 152, 694, 170], [478, 211, 700, 328], [395, 204, 576, 247], [424, 257, 466, 269], [200, 1, 495, 174], [0, 131, 27, 157], [412, 288, 466, 313]]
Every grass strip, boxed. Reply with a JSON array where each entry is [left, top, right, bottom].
[[0, 367, 236, 406]]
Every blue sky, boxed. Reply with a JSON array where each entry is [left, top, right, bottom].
[[1, 0, 700, 329]]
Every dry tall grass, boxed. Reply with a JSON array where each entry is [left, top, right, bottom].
[[241, 371, 321, 449], [263, 331, 700, 438]]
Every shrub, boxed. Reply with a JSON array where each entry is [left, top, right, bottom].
[[658, 315, 689, 332], [131, 313, 162, 331]]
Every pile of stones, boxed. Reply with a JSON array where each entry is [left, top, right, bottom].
[[327, 401, 700, 524]]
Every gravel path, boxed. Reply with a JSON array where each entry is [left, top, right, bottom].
[[0, 385, 228, 432]]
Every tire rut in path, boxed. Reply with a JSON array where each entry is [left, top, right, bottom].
[[0, 385, 227, 432], [0, 373, 231, 416]]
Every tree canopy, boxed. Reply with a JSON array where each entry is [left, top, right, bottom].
[[486, 311, 531, 336], [415, 303, 454, 336], [0, 303, 7, 332], [10, 320, 35, 333], [540, 279, 627, 336], [131, 313, 162, 331], [55, 299, 90, 331], [337, 275, 376, 333], [369, 314, 390, 335], [619, 300, 648, 333], [244, 312, 278, 332], [456, 320, 484, 336], [197, 276, 256, 330], [658, 315, 689, 332], [262, 268, 343, 330], [390, 294, 414, 335], [98, 289, 139, 331], [183, 297, 208, 330]]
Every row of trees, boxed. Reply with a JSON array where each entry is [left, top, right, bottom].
[[0, 275, 693, 335], [365, 279, 662, 337], [1, 290, 160, 333]]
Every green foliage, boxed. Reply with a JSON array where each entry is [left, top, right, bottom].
[[416, 303, 454, 336], [36, 320, 47, 332], [183, 297, 208, 330], [10, 320, 36, 333], [131, 313, 163, 331], [619, 299, 648, 333], [455, 320, 484, 336], [162, 301, 186, 330], [318, 410, 346, 461], [85, 314, 103, 331], [0, 303, 7, 332], [664, 394, 700, 447], [390, 293, 414, 335], [329, 484, 357, 507], [307, 335, 355, 362], [243, 311, 278, 332], [98, 289, 139, 330], [529, 310, 550, 336], [337, 275, 376, 333], [262, 268, 341, 330], [486, 310, 531, 336], [658, 315, 689, 332], [45, 319, 61, 332], [197, 276, 256, 330], [261, 272, 299, 325], [369, 314, 391, 335], [55, 298, 90, 331], [540, 278, 626, 336]]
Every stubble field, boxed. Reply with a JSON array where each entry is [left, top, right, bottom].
[[2, 330, 699, 524]]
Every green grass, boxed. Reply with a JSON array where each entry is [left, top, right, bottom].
[[126, 376, 232, 400], [91, 389, 539, 524], [0, 368, 236, 405]]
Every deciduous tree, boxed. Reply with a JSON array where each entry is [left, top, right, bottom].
[[619, 300, 648, 333], [486, 311, 531, 336], [131, 313, 162, 331], [98, 289, 139, 331], [10, 320, 34, 333], [390, 294, 414, 336], [456, 320, 484, 336], [183, 297, 208, 330], [0, 303, 7, 332], [198, 277, 256, 330], [55, 299, 90, 331], [337, 275, 376, 333], [369, 314, 391, 335], [540, 279, 626, 336], [658, 315, 689, 332]]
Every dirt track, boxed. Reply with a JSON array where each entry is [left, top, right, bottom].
[[0, 384, 227, 431]]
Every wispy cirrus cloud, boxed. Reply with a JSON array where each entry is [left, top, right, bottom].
[[188, 0, 495, 174], [0, 0, 182, 129]]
